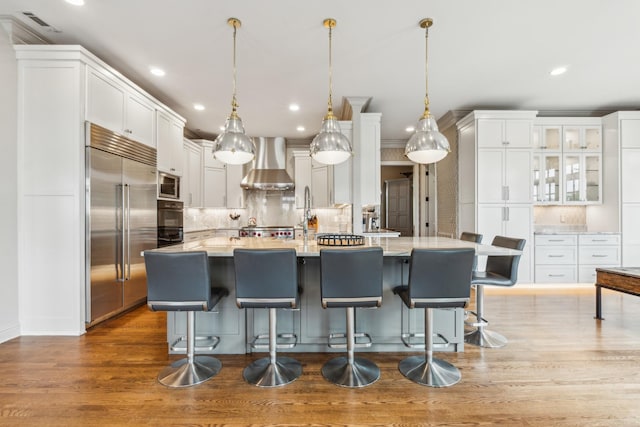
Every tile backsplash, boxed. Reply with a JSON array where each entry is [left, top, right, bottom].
[[533, 206, 587, 232], [184, 190, 351, 233]]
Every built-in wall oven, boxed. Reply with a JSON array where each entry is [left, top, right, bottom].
[[157, 200, 184, 247]]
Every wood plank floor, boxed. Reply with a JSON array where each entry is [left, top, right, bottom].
[[1, 287, 640, 426]]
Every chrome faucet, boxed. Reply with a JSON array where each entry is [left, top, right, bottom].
[[303, 185, 311, 243]]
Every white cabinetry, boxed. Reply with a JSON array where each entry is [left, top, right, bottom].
[[532, 119, 602, 205], [226, 164, 245, 209], [534, 234, 578, 283], [183, 139, 203, 207], [457, 111, 536, 283], [86, 67, 155, 147], [293, 146, 352, 208], [577, 234, 620, 283], [156, 111, 185, 176], [14, 45, 185, 334]]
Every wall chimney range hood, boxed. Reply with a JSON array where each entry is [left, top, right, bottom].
[[240, 137, 295, 190]]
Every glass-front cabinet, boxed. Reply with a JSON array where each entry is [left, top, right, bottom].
[[533, 119, 602, 205]]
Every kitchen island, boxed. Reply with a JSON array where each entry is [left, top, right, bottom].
[[151, 236, 521, 354]]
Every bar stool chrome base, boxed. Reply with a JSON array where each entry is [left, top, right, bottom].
[[243, 356, 302, 387], [321, 356, 380, 388], [398, 355, 461, 387], [158, 356, 222, 388], [464, 327, 508, 348]]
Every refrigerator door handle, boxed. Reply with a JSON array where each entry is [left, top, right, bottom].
[[116, 184, 125, 282], [125, 183, 131, 281]]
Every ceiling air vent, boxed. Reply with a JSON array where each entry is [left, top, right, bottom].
[[22, 12, 61, 32]]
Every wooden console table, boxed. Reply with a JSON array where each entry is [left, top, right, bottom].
[[595, 267, 640, 320]]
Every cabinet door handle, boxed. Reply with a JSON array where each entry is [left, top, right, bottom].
[[548, 239, 565, 242], [591, 254, 608, 258], [548, 255, 565, 258], [502, 186, 508, 201], [504, 206, 509, 221], [505, 186, 510, 201], [503, 141, 510, 146], [548, 274, 565, 277], [590, 239, 608, 242]]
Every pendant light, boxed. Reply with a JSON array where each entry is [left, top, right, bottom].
[[310, 18, 352, 165], [212, 18, 255, 165], [404, 18, 450, 164]]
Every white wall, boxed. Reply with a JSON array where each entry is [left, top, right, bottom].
[[0, 28, 20, 342]]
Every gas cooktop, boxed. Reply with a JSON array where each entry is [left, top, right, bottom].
[[239, 226, 294, 239]]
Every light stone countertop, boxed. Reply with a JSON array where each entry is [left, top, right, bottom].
[[149, 236, 522, 257]]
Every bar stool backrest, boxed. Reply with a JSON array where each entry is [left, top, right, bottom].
[[485, 236, 526, 284], [233, 248, 298, 309], [460, 232, 483, 243], [408, 248, 475, 308], [320, 247, 384, 308], [144, 251, 211, 311]]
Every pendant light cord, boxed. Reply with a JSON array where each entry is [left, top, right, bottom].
[[326, 22, 334, 119], [231, 20, 239, 118], [422, 23, 431, 119]]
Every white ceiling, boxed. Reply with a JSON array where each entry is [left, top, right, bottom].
[[2, 0, 640, 141]]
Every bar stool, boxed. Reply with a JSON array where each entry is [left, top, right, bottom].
[[460, 231, 483, 244], [144, 251, 229, 388], [233, 248, 302, 387], [319, 247, 384, 387], [393, 248, 475, 387], [464, 236, 526, 348]]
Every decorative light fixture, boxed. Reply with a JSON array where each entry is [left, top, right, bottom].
[[212, 17, 255, 165], [310, 18, 352, 165], [404, 18, 450, 164]]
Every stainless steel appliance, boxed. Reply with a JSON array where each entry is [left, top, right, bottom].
[[158, 171, 180, 199], [240, 226, 294, 239], [85, 123, 158, 326], [240, 137, 294, 190], [157, 200, 184, 247]]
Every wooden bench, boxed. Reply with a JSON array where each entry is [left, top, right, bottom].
[[595, 267, 640, 320]]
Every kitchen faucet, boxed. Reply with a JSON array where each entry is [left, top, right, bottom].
[[303, 185, 311, 243]]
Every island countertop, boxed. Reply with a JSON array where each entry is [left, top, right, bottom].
[[150, 236, 521, 257]]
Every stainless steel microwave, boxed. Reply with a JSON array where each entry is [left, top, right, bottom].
[[158, 172, 180, 199]]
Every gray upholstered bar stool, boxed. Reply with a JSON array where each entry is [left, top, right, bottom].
[[233, 248, 302, 387], [460, 231, 483, 244], [464, 236, 526, 348], [319, 247, 384, 387], [144, 251, 229, 388], [393, 248, 475, 387]]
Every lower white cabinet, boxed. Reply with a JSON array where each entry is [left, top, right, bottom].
[[534, 233, 620, 283]]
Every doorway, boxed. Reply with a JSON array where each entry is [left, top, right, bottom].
[[381, 165, 415, 236]]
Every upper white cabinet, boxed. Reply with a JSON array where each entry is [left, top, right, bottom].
[[477, 149, 532, 204], [183, 139, 203, 207], [293, 151, 312, 208], [86, 67, 155, 147], [293, 149, 352, 208], [477, 119, 532, 148], [157, 111, 185, 176], [533, 119, 602, 205], [226, 164, 245, 209]]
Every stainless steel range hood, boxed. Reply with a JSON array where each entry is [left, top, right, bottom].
[[240, 137, 295, 190]]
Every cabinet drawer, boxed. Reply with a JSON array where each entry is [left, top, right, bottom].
[[535, 266, 577, 283], [535, 234, 578, 245], [578, 246, 620, 264], [578, 234, 620, 246], [535, 246, 577, 264]]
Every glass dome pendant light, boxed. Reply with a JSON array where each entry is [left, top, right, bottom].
[[404, 18, 450, 164], [212, 18, 255, 165], [310, 18, 352, 166]]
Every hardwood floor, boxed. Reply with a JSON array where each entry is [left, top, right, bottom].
[[1, 286, 640, 426]]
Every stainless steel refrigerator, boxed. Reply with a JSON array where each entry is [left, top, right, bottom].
[[85, 123, 157, 326]]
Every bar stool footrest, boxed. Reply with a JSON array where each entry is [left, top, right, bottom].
[[251, 333, 298, 350], [170, 335, 221, 353], [328, 332, 372, 349], [400, 332, 450, 349], [464, 310, 489, 328]]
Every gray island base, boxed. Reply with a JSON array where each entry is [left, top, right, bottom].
[[153, 236, 521, 355]]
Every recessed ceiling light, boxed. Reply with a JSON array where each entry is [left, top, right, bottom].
[[405, 126, 415, 132], [65, 0, 85, 5], [289, 104, 300, 112], [193, 104, 205, 111], [550, 66, 567, 76], [296, 126, 305, 132], [150, 67, 165, 77]]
